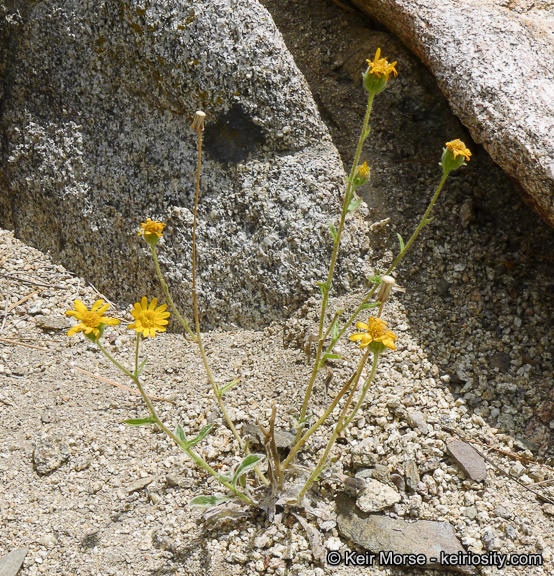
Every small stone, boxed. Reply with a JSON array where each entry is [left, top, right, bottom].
[[488, 352, 511, 372], [127, 476, 155, 493], [510, 461, 526, 478], [493, 505, 511, 519], [390, 473, 405, 492], [40, 410, 57, 424], [38, 534, 56, 549], [464, 507, 478, 520], [542, 504, 554, 516], [35, 315, 70, 331], [482, 528, 498, 551], [356, 479, 401, 513], [33, 428, 70, 475], [324, 537, 342, 551], [404, 459, 420, 491], [446, 439, 487, 482], [0, 548, 29, 576], [406, 410, 429, 434]]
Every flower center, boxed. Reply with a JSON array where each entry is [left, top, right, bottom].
[[368, 324, 387, 339], [82, 311, 101, 328], [140, 310, 158, 328]]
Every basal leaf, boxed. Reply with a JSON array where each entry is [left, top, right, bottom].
[[231, 454, 264, 487], [189, 495, 233, 509]]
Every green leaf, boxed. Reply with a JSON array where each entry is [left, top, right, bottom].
[[315, 281, 329, 297], [397, 233, 405, 253], [124, 416, 157, 426], [331, 321, 339, 341], [218, 377, 241, 396], [346, 198, 362, 214], [367, 273, 382, 285], [323, 353, 341, 361], [136, 356, 148, 377], [175, 423, 187, 445], [186, 423, 214, 448], [231, 454, 264, 487], [361, 301, 381, 310], [329, 223, 338, 242], [189, 495, 233, 509]]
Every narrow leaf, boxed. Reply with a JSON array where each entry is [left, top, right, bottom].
[[397, 233, 405, 253], [367, 274, 382, 285], [219, 377, 241, 396], [186, 423, 214, 448], [189, 495, 232, 509], [124, 416, 157, 426], [361, 301, 381, 310], [315, 281, 329, 297], [136, 356, 148, 376], [232, 454, 264, 487], [323, 353, 341, 361], [346, 198, 362, 214], [175, 423, 187, 445], [329, 223, 338, 242], [424, 216, 434, 225]]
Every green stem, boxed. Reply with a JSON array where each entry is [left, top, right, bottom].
[[150, 246, 197, 341], [190, 126, 269, 487], [321, 171, 449, 360], [297, 93, 375, 436], [283, 349, 370, 470], [96, 339, 255, 505], [297, 353, 379, 502]]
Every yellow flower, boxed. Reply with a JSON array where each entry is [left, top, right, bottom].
[[66, 299, 120, 338], [366, 48, 397, 81], [128, 297, 170, 338], [445, 139, 471, 162], [349, 316, 397, 351], [138, 219, 166, 239]]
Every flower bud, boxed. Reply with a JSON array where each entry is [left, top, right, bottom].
[[441, 139, 471, 174], [363, 48, 397, 95], [352, 162, 370, 187]]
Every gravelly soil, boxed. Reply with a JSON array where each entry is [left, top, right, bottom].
[[1, 0, 554, 575]]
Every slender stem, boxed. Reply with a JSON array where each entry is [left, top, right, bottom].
[[297, 93, 375, 435], [134, 333, 140, 376], [320, 172, 450, 361], [297, 352, 379, 501], [150, 246, 197, 341], [96, 339, 255, 505], [190, 126, 269, 487], [283, 349, 370, 470]]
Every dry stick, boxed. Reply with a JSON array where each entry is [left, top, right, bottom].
[[72, 365, 175, 403], [190, 115, 269, 487], [0, 280, 10, 335], [443, 427, 554, 506], [0, 337, 49, 351], [0, 273, 67, 290], [6, 290, 39, 313]]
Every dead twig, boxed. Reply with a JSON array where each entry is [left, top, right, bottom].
[[71, 365, 176, 404], [0, 273, 67, 290], [0, 337, 49, 351]]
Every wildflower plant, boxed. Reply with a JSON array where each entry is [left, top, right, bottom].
[[66, 49, 470, 516]]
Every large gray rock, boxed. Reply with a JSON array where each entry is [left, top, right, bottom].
[[352, 0, 554, 227], [0, 0, 371, 328]]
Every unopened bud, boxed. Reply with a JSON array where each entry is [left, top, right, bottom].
[[190, 110, 206, 132]]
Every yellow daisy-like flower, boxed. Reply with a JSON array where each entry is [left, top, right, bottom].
[[138, 219, 166, 239], [366, 48, 398, 81], [445, 139, 471, 162], [349, 316, 397, 351], [66, 299, 120, 338], [128, 297, 170, 338]]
